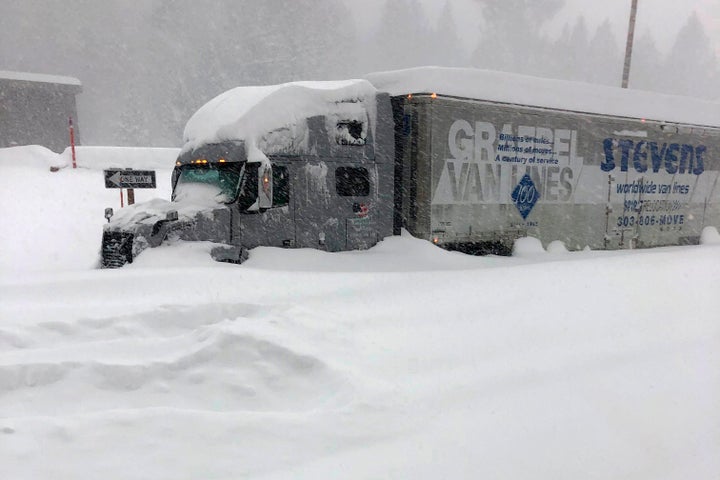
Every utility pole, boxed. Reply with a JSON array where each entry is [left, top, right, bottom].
[[621, 0, 639, 88]]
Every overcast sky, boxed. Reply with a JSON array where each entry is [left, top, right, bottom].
[[348, 0, 720, 56]]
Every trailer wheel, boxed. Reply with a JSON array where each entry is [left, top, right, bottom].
[[446, 241, 511, 256], [210, 245, 249, 264]]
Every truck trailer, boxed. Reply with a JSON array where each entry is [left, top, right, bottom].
[[101, 67, 720, 267]]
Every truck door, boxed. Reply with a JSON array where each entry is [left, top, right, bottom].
[[336, 165, 378, 250], [293, 162, 378, 251], [236, 163, 295, 249], [293, 161, 334, 250]]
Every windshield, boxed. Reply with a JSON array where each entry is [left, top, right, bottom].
[[173, 162, 243, 204]]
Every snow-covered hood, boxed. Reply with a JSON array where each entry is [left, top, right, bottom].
[[103, 196, 234, 259], [105, 197, 224, 231]]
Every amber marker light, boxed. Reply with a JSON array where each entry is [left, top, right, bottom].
[[431, 93, 437, 99]]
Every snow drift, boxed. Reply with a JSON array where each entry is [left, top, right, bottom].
[[1, 143, 719, 480]]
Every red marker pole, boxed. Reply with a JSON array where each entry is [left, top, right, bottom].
[[68, 117, 77, 169]]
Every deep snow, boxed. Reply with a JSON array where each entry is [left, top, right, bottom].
[[1, 145, 719, 479]]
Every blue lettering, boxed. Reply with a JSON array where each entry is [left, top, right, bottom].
[[679, 145, 694, 174], [601, 139, 705, 175], [694, 145, 706, 175], [665, 143, 680, 174], [649, 142, 667, 173], [633, 141, 648, 173], [619, 139, 633, 172], [601, 138, 615, 172]]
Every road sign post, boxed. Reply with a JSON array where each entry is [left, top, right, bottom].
[[104, 168, 157, 206]]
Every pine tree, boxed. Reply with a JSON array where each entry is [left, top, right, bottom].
[[628, 32, 663, 92], [587, 20, 622, 86], [563, 17, 591, 81], [470, 0, 563, 75], [662, 12, 718, 99], [427, 2, 466, 67], [368, 0, 435, 72]]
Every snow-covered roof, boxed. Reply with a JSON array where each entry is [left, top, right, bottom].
[[182, 80, 377, 156], [365, 67, 720, 128], [0, 70, 81, 87]]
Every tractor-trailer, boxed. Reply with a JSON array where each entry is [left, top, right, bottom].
[[101, 67, 720, 267]]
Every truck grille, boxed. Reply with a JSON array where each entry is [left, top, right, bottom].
[[101, 231, 134, 268]]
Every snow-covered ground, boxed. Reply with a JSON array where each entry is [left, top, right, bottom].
[[1, 145, 719, 479]]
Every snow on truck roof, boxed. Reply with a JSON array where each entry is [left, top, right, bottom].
[[366, 67, 720, 128], [182, 79, 377, 156]]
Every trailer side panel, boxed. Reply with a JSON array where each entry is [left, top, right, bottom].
[[397, 95, 720, 252]]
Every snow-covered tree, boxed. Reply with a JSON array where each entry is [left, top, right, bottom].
[[661, 12, 718, 99], [470, 0, 563, 75], [628, 31, 664, 93], [426, 2, 467, 67], [554, 17, 591, 81], [586, 20, 622, 86], [366, 0, 435, 72]]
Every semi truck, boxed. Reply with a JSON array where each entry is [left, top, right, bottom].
[[101, 67, 720, 267]]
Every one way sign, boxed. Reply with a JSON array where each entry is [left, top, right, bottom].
[[104, 169, 156, 189]]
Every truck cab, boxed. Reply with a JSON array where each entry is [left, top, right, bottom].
[[101, 82, 394, 268]]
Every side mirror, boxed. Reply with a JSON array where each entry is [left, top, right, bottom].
[[166, 210, 179, 221], [104, 207, 114, 223], [258, 165, 272, 210]]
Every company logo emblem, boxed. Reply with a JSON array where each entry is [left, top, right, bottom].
[[511, 174, 540, 219]]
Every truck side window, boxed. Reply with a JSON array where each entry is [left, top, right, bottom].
[[237, 163, 259, 211], [335, 121, 366, 146], [273, 165, 289, 207], [336, 166, 369, 196]]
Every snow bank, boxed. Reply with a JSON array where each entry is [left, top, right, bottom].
[[701, 226, 720, 244], [512, 236, 546, 256], [0, 146, 174, 272], [0, 144, 68, 170], [366, 66, 720, 127]]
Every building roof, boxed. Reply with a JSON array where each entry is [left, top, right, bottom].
[[0, 70, 81, 87]]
